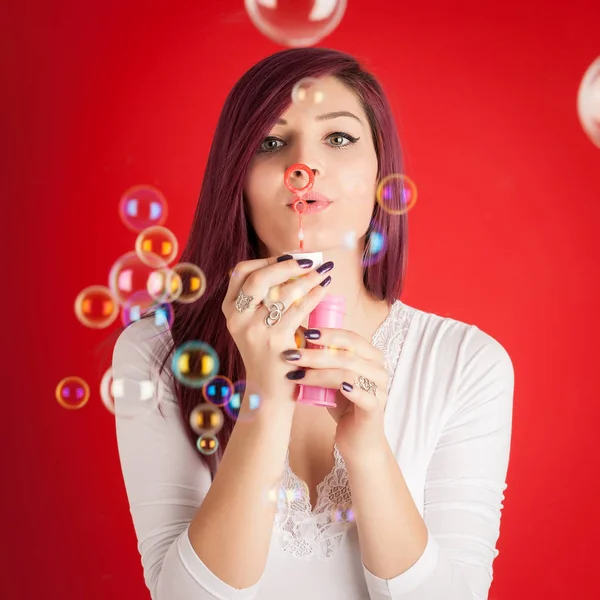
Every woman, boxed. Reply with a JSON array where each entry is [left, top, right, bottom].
[[113, 47, 514, 600]]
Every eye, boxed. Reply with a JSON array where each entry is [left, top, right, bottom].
[[326, 132, 359, 149], [259, 137, 285, 153]]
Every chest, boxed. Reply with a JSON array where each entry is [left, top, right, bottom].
[[287, 404, 339, 513]]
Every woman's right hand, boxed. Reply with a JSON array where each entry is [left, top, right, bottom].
[[222, 254, 334, 406]]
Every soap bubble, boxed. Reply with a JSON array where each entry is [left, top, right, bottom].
[[121, 292, 173, 329], [147, 267, 183, 303], [330, 502, 355, 524], [202, 375, 234, 407], [190, 403, 225, 435], [222, 379, 261, 422], [171, 262, 207, 303], [245, 0, 347, 47], [292, 77, 327, 109], [109, 251, 168, 305], [376, 174, 418, 216], [196, 433, 219, 455], [100, 367, 158, 419], [577, 56, 600, 149], [119, 185, 168, 232], [362, 228, 387, 267], [55, 376, 90, 410], [135, 225, 179, 266], [172, 341, 219, 388], [74, 285, 119, 329]]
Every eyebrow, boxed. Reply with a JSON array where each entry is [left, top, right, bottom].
[[276, 111, 364, 126]]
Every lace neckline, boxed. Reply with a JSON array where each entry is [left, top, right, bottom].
[[275, 299, 412, 560]]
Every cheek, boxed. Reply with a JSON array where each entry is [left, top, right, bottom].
[[245, 162, 279, 208], [335, 151, 378, 200]]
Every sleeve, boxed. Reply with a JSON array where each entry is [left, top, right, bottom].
[[362, 325, 515, 600], [113, 319, 263, 600]]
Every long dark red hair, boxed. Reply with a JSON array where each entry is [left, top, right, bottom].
[[140, 47, 408, 480]]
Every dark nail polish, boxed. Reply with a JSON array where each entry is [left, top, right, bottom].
[[342, 382, 353, 392], [319, 275, 332, 287], [286, 369, 306, 380], [304, 329, 321, 340], [277, 254, 293, 262], [297, 258, 314, 268], [282, 349, 301, 361], [316, 261, 334, 274]]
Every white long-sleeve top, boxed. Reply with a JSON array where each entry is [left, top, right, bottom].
[[113, 299, 514, 600]]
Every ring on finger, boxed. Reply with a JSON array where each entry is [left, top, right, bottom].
[[265, 300, 287, 327]]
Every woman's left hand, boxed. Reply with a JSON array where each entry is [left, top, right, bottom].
[[282, 327, 389, 459]]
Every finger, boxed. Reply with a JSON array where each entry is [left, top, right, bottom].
[[233, 258, 318, 307], [281, 278, 331, 333], [282, 348, 387, 390], [339, 380, 380, 412], [301, 327, 384, 363]]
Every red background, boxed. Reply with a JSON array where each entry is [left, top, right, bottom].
[[3, 0, 599, 598]]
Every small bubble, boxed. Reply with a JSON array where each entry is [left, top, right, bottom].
[[119, 185, 168, 232], [292, 77, 326, 108], [74, 285, 119, 329], [190, 404, 225, 435], [171, 262, 207, 304], [172, 341, 219, 388], [135, 225, 179, 265], [55, 376, 90, 410], [375, 174, 418, 216], [196, 433, 219, 455], [202, 375, 234, 407]]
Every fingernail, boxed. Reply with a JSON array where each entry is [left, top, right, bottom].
[[282, 349, 301, 361], [342, 382, 353, 392], [319, 275, 332, 287], [286, 369, 306, 380], [316, 261, 334, 274], [304, 329, 321, 340], [297, 258, 314, 268], [277, 254, 293, 262]]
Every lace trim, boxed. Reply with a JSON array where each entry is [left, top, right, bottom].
[[274, 300, 413, 560]]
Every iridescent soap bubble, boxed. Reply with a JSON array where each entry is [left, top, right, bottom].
[[245, 0, 347, 47], [136, 225, 179, 266], [190, 403, 225, 435], [74, 285, 119, 329], [55, 376, 90, 410], [109, 250, 168, 305], [330, 502, 355, 524], [202, 375, 234, 407], [100, 366, 158, 419], [362, 229, 387, 267], [222, 379, 261, 422], [147, 268, 183, 303], [171, 262, 207, 304], [172, 341, 219, 388], [291, 77, 327, 109], [376, 174, 418, 216], [577, 56, 600, 149], [196, 433, 219, 455], [121, 291, 173, 329], [119, 185, 168, 232]]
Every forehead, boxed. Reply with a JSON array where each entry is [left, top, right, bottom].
[[279, 75, 364, 121]]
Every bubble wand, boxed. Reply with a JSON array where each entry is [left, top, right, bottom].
[[284, 163, 315, 251]]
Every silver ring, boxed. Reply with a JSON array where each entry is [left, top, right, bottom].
[[235, 288, 257, 313], [264, 300, 287, 327], [353, 375, 378, 397]]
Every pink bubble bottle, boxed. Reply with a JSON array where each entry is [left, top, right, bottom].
[[297, 294, 346, 407]]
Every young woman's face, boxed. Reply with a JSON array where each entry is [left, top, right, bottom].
[[244, 75, 378, 256]]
